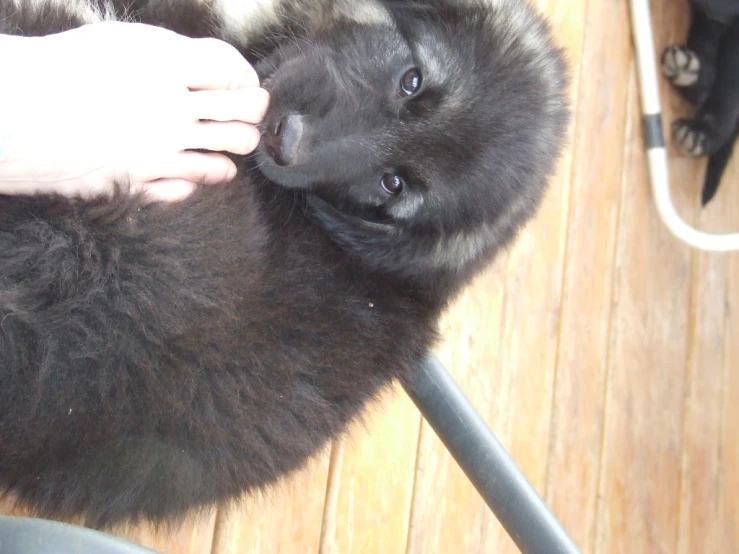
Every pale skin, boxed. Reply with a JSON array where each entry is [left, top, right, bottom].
[[0, 21, 270, 202]]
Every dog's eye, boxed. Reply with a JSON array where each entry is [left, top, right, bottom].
[[399, 68, 422, 97], [381, 173, 404, 195]]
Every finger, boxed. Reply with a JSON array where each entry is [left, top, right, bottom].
[[140, 179, 197, 203], [187, 122, 261, 156], [189, 88, 270, 124], [135, 152, 238, 186], [184, 37, 259, 91]]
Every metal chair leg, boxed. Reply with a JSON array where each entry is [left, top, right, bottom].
[[404, 352, 582, 554]]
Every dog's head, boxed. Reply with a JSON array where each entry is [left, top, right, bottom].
[[253, 0, 569, 285]]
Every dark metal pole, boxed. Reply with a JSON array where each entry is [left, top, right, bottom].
[[403, 352, 582, 554]]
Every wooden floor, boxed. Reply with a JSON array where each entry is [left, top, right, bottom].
[[3, 0, 738, 552]]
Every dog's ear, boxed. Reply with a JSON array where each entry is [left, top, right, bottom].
[[307, 195, 420, 276], [307, 195, 454, 286], [308, 196, 397, 254]]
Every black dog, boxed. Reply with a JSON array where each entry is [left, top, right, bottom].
[[661, 0, 739, 205], [0, 0, 569, 529]]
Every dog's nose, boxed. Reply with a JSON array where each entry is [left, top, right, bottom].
[[264, 114, 305, 166]]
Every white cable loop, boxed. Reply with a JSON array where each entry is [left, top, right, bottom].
[[629, 0, 739, 251]]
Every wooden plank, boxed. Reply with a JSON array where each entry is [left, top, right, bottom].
[[317, 384, 420, 554], [594, 0, 697, 551], [676, 166, 733, 552], [406, 260, 510, 554], [720, 154, 739, 551], [498, 0, 583, 513], [318, 441, 343, 554], [210, 452, 330, 554], [677, 249, 726, 554], [544, 0, 634, 551]]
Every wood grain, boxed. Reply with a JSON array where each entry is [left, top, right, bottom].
[[210, 452, 330, 554], [496, 0, 585, 521], [594, 1, 698, 552], [406, 260, 510, 554], [720, 154, 739, 550], [676, 169, 733, 554], [544, 0, 633, 551], [317, 385, 420, 554]]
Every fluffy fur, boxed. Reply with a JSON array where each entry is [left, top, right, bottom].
[[0, 0, 569, 529], [661, 0, 739, 205]]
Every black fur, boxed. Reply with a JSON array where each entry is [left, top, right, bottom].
[[661, 0, 739, 205], [0, 0, 569, 529]]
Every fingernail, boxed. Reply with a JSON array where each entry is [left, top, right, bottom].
[[255, 88, 271, 119], [236, 67, 260, 89], [226, 164, 237, 181], [248, 127, 262, 154]]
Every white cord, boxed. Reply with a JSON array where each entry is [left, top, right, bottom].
[[629, 0, 739, 251]]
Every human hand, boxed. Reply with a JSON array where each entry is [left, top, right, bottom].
[[0, 22, 269, 202]]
